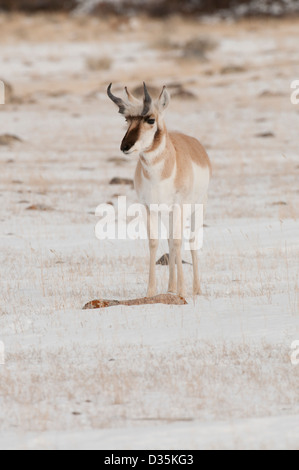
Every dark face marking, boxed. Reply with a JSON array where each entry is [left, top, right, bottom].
[[121, 118, 142, 154], [120, 115, 158, 154]]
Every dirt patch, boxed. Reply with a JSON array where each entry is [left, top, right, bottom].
[[132, 84, 160, 99], [0, 134, 22, 145], [107, 157, 129, 165], [182, 37, 218, 60], [86, 56, 112, 71], [259, 90, 285, 98], [255, 132, 275, 138], [271, 201, 288, 206], [109, 177, 134, 186], [171, 88, 197, 100], [220, 65, 246, 74], [26, 204, 53, 211]]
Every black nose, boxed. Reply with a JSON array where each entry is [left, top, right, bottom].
[[121, 142, 132, 153]]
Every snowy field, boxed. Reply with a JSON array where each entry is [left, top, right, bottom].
[[0, 13, 299, 450]]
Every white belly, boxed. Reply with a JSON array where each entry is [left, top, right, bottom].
[[188, 162, 210, 204]]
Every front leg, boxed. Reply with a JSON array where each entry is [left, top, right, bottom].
[[174, 238, 187, 298], [146, 207, 159, 298], [190, 205, 203, 296], [168, 238, 177, 294], [173, 205, 187, 298], [147, 238, 159, 297], [168, 210, 176, 293], [191, 249, 202, 295]]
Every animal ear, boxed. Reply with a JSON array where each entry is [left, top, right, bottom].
[[157, 86, 170, 113]]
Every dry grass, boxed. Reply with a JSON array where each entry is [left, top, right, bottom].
[[1, 342, 298, 433], [154, 35, 218, 61], [182, 37, 218, 58]]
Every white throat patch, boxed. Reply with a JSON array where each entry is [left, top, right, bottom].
[[141, 134, 167, 162]]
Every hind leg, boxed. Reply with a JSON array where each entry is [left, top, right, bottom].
[[146, 207, 159, 297], [168, 238, 177, 294], [190, 200, 206, 295]]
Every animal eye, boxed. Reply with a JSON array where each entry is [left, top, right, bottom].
[[146, 118, 155, 125]]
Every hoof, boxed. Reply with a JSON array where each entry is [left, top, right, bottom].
[[178, 289, 187, 298], [147, 289, 157, 298]]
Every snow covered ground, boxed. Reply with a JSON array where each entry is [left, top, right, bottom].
[[0, 13, 299, 450]]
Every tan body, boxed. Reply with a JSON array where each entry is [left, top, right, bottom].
[[107, 83, 211, 297], [135, 128, 211, 205]]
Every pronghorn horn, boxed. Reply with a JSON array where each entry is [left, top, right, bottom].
[[107, 83, 126, 115], [125, 87, 140, 104], [141, 82, 152, 116]]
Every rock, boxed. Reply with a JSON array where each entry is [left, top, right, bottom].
[[156, 253, 191, 266], [255, 132, 275, 138], [83, 294, 188, 310], [109, 177, 134, 186], [156, 254, 170, 266]]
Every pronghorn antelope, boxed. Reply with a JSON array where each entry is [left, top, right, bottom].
[[107, 83, 212, 298]]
